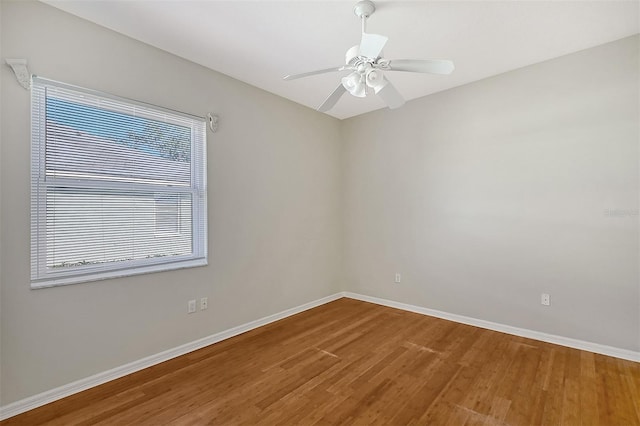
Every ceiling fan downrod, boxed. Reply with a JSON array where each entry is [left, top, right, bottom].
[[353, 0, 375, 34]]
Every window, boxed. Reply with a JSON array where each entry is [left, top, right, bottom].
[[154, 194, 182, 236], [31, 77, 207, 288]]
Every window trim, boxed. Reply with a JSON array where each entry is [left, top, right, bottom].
[[30, 77, 207, 289]]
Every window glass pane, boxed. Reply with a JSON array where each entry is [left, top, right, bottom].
[[155, 194, 182, 236], [46, 188, 193, 270], [45, 95, 192, 186]]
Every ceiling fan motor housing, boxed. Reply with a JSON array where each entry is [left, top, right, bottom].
[[345, 45, 383, 68], [345, 45, 360, 65]]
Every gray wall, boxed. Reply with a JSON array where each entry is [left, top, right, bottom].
[[343, 35, 639, 352], [1, 1, 343, 405]]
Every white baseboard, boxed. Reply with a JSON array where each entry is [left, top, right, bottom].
[[0, 292, 344, 421], [3, 290, 638, 420], [343, 292, 640, 363]]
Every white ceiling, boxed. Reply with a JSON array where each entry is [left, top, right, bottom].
[[43, 0, 639, 120]]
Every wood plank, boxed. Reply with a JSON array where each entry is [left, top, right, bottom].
[[2, 298, 639, 425]]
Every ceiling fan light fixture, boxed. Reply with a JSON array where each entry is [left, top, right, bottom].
[[365, 69, 385, 90], [373, 80, 387, 95], [341, 71, 359, 89], [342, 72, 367, 97]]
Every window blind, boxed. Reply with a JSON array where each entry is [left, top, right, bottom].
[[31, 77, 207, 288]]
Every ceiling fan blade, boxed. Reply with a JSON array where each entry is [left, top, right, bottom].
[[388, 59, 455, 75], [376, 77, 405, 109], [283, 66, 344, 81], [359, 33, 388, 59], [318, 83, 347, 112]]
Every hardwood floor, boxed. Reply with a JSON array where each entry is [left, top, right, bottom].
[[3, 298, 639, 425]]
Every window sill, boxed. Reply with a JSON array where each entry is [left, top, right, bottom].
[[31, 257, 208, 289]]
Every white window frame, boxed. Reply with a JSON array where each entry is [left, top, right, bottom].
[[31, 77, 207, 288]]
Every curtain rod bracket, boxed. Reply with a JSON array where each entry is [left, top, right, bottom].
[[5, 58, 30, 90], [207, 113, 219, 133]]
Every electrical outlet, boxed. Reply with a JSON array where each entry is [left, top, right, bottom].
[[188, 299, 197, 313], [200, 297, 208, 310], [395, 273, 401, 283], [541, 293, 550, 306]]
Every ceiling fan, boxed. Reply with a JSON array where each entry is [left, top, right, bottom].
[[283, 0, 455, 112]]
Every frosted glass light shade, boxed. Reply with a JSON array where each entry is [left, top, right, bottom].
[[341, 72, 366, 98]]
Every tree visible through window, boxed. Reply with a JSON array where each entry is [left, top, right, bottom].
[[31, 77, 207, 288]]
